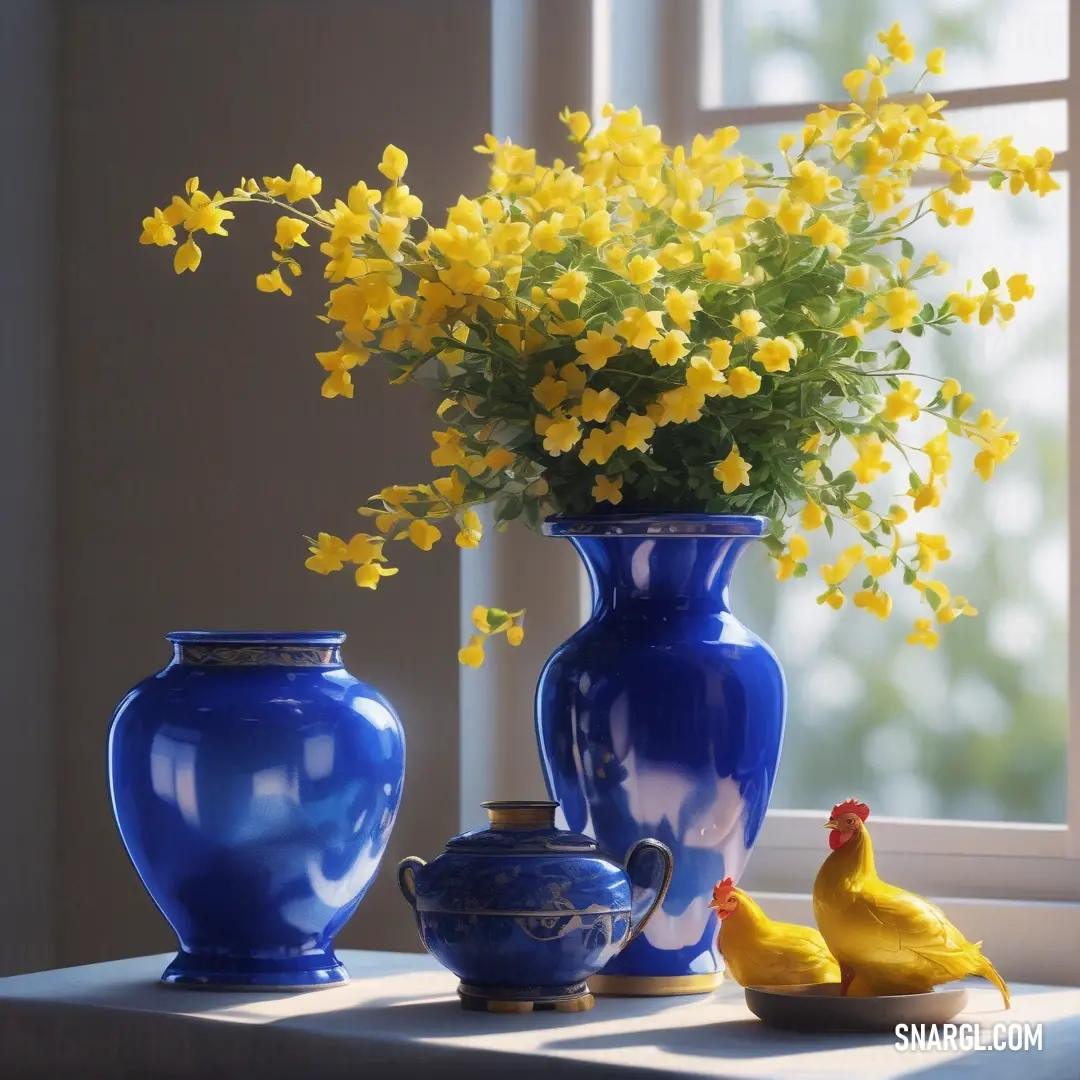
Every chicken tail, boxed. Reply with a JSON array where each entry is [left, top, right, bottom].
[[977, 955, 1011, 1010]]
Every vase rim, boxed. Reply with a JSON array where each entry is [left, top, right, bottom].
[[166, 630, 346, 646], [542, 513, 770, 538]]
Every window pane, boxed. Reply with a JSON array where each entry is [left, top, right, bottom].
[[731, 170, 1068, 824], [701, 0, 1068, 110]]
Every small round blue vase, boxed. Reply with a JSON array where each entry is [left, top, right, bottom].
[[107, 631, 405, 990], [536, 514, 786, 995]]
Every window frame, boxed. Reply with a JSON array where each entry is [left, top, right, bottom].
[[586, 0, 1080, 912]]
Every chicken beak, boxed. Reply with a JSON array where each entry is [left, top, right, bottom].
[[824, 819, 839, 830]]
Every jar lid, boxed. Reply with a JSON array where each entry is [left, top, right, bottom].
[[445, 801, 600, 854]]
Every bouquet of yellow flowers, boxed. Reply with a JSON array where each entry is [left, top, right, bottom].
[[140, 22, 1056, 666]]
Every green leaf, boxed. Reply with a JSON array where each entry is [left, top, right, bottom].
[[862, 574, 874, 589], [893, 347, 911, 370], [987, 170, 1006, 190], [824, 515, 834, 537], [769, 517, 785, 538], [926, 590, 942, 612], [908, 470, 922, 490], [851, 491, 872, 509], [900, 238, 915, 260], [793, 562, 808, 577], [834, 470, 857, 492], [982, 267, 1000, 290]]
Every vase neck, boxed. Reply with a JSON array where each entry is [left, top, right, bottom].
[[571, 534, 757, 616], [165, 631, 345, 669]]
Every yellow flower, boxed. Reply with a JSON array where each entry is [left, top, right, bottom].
[[685, 355, 728, 398], [274, 217, 309, 250], [924, 430, 952, 476], [1006, 273, 1035, 302], [940, 378, 961, 403], [650, 330, 690, 366], [713, 446, 751, 493], [752, 337, 798, 374], [844, 264, 872, 290], [878, 22, 915, 64], [706, 338, 732, 370], [658, 386, 706, 425], [817, 588, 845, 610], [305, 532, 349, 574], [506, 624, 525, 646], [140, 207, 176, 247], [378, 144, 409, 182], [953, 391, 976, 417], [850, 435, 892, 483], [626, 254, 660, 286], [730, 308, 764, 342], [580, 209, 612, 246], [530, 218, 565, 254], [906, 617, 940, 649], [431, 428, 467, 467], [610, 413, 656, 452], [702, 247, 743, 282], [775, 193, 809, 234], [173, 237, 202, 274], [256, 267, 293, 297], [376, 214, 409, 259], [543, 416, 582, 456], [882, 287, 920, 330], [455, 508, 483, 549], [548, 269, 589, 305], [820, 545, 865, 586], [915, 532, 951, 572], [593, 474, 624, 505], [532, 375, 568, 411], [617, 306, 665, 349], [664, 288, 700, 331], [559, 107, 592, 141], [575, 325, 621, 370], [354, 562, 399, 589], [864, 554, 894, 578], [726, 367, 762, 398], [775, 534, 809, 580], [854, 588, 893, 620], [801, 501, 826, 530], [657, 242, 695, 269], [788, 160, 840, 205], [937, 595, 977, 624], [264, 164, 323, 204], [882, 380, 921, 422], [926, 48, 946, 75], [580, 387, 619, 423], [458, 635, 486, 667], [579, 426, 621, 465], [804, 213, 848, 248], [402, 520, 441, 551], [911, 480, 941, 512]]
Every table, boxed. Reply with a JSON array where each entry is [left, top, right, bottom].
[[1, 950, 1078, 1079]]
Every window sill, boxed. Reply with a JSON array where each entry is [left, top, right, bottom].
[[1, 950, 1077, 1079], [749, 892, 1080, 987]]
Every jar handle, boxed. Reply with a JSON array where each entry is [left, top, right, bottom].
[[397, 856, 426, 909], [625, 839, 673, 942]]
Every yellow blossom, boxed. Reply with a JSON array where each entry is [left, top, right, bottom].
[[730, 308, 764, 342], [610, 413, 655, 452], [1006, 273, 1035, 302], [593, 474, 623, 505], [713, 446, 751, 493], [626, 254, 660, 285], [926, 48, 945, 75], [845, 264, 872, 290], [274, 217, 309, 250], [378, 144, 409, 182], [458, 635, 486, 667], [264, 164, 322, 204], [664, 288, 700, 331], [533, 375, 568, 411], [256, 267, 293, 297], [851, 435, 892, 483], [878, 22, 915, 64], [788, 160, 841, 204], [579, 427, 621, 465], [617, 306, 664, 349], [753, 337, 798, 374], [305, 532, 349, 574], [775, 534, 809, 580], [580, 209, 612, 246], [702, 246, 743, 282], [543, 415, 582, 456], [548, 268, 589, 305], [775, 193, 809, 234], [906, 617, 940, 649], [530, 218, 565, 253], [821, 545, 865, 586], [455, 508, 483, 549], [140, 208, 176, 247], [650, 331, 690, 366], [882, 380, 921, 422], [708, 338, 733, 370], [882, 287, 920, 330], [801, 501, 826, 530], [173, 237, 202, 274], [854, 588, 893, 620], [575, 325, 621, 370], [580, 387, 619, 423], [354, 562, 399, 589], [864, 554, 894, 578], [817, 588, 845, 610], [726, 367, 762, 398]]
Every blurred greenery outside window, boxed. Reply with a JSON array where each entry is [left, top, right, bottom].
[[604, 0, 1069, 824]]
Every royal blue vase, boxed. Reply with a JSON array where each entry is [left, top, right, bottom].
[[107, 631, 405, 989], [398, 800, 673, 1012], [536, 514, 786, 995]]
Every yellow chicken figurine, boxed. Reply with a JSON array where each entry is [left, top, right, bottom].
[[710, 877, 841, 987], [813, 799, 1010, 1007]]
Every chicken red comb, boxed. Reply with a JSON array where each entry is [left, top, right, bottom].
[[831, 798, 870, 821], [712, 876, 736, 897]]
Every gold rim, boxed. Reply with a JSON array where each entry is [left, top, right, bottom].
[[588, 972, 723, 996], [483, 801, 558, 828]]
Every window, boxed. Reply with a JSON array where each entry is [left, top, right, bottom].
[[582, 0, 1080, 962]]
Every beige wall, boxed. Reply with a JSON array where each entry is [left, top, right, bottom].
[[39, 0, 491, 971]]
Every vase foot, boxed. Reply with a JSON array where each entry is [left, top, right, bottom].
[[458, 981, 593, 1013], [160, 951, 349, 992], [588, 972, 723, 997]]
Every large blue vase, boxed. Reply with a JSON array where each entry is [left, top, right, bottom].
[[107, 631, 405, 989], [535, 514, 786, 995]]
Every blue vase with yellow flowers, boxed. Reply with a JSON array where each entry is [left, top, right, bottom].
[[108, 631, 405, 989], [536, 514, 786, 995]]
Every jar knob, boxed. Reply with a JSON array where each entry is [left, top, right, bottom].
[[481, 800, 559, 829]]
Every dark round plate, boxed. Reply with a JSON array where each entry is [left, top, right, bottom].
[[745, 982, 968, 1033]]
